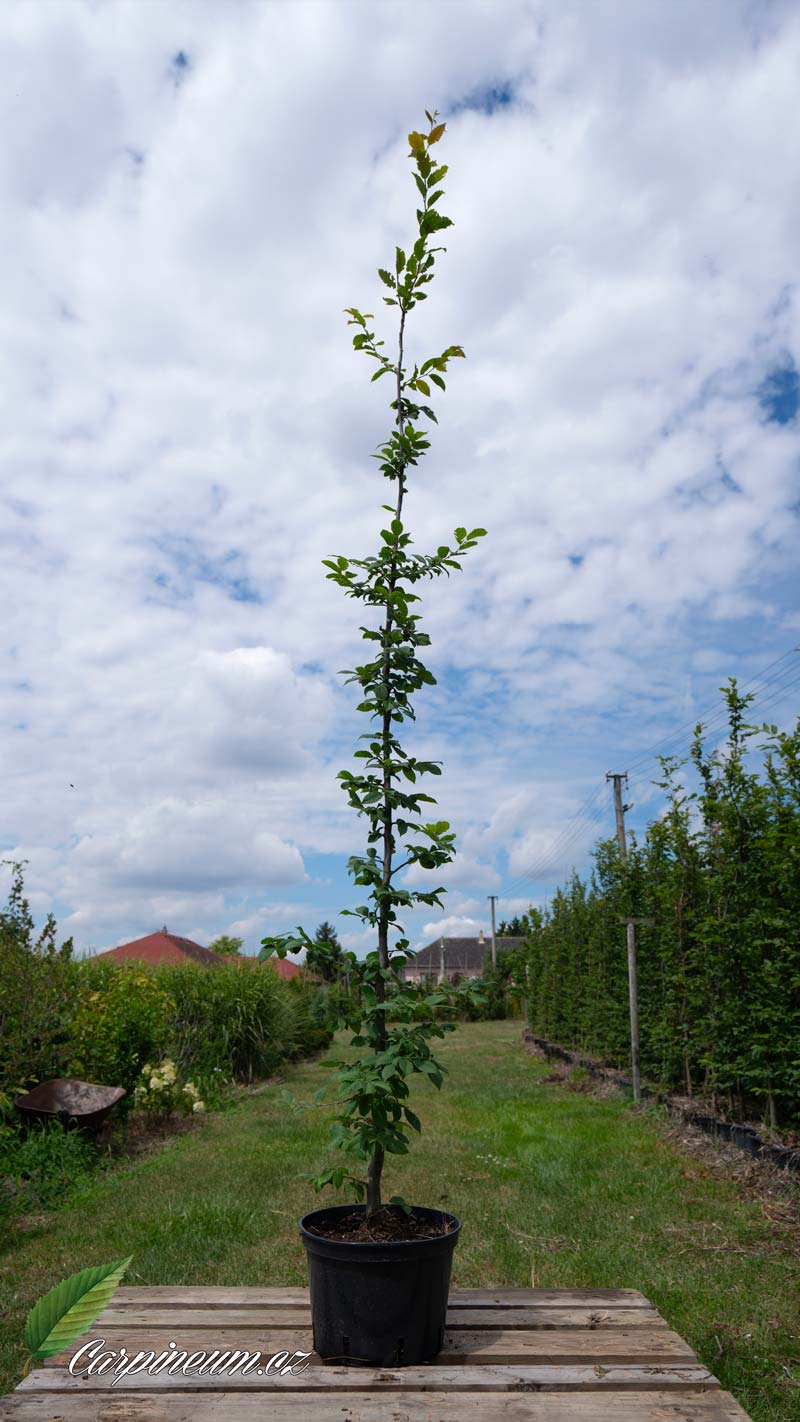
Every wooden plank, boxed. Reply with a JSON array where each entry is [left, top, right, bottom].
[[18, 1362, 720, 1393], [96, 1305, 663, 1330], [112, 1285, 652, 1308], [0, 1387, 754, 1420], [42, 1326, 697, 1368]]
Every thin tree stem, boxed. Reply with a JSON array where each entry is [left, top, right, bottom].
[[370, 304, 408, 1217]]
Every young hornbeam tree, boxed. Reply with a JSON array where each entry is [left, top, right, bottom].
[[260, 112, 485, 1217]]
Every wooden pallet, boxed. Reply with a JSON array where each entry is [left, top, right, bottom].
[[1, 1286, 753, 1420]]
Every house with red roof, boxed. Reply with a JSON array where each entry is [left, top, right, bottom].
[[268, 957, 303, 981], [89, 929, 309, 980], [90, 928, 225, 969]]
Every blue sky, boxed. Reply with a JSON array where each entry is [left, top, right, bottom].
[[1, 0, 798, 956]]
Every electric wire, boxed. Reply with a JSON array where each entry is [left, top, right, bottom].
[[625, 645, 799, 776], [499, 643, 800, 899], [502, 781, 609, 896], [503, 782, 608, 887]]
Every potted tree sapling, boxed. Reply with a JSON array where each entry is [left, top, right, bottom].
[[260, 111, 485, 1368]]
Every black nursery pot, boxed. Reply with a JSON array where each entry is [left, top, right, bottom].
[[732, 1125, 761, 1158], [300, 1204, 461, 1367]]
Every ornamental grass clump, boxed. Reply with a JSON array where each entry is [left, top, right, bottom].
[[260, 113, 485, 1220]]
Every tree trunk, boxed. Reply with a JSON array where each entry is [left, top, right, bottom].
[[366, 1148, 385, 1213], [368, 307, 408, 1218]]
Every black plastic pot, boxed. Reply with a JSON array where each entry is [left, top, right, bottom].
[[300, 1203, 461, 1366], [732, 1125, 761, 1157]]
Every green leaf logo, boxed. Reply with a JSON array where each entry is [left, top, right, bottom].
[[24, 1256, 133, 1360]]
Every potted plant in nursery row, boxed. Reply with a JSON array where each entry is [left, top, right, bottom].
[[260, 111, 486, 1368]]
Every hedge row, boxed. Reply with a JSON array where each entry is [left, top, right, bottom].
[[523, 685, 800, 1127], [0, 870, 330, 1108]]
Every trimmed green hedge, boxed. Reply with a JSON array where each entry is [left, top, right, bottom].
[[524, 687, 800, 1127]]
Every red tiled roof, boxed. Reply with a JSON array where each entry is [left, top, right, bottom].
[[268, 957, 303, 981], [91, 931, 224, 970]]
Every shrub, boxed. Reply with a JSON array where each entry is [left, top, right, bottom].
[[131, 1059, 208, 1118], [0, 864, 76, 1095], [68, 960, 174, 1100], [284, 979, 332, 1058]]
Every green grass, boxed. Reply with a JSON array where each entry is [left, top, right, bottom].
[[1, 1021, 797, 1418]]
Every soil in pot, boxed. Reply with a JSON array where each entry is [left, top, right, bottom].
[[305, 1206, 456, 1244], [301, 1203, 461, 1367]]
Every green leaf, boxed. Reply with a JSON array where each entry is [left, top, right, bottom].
[[24, 1257, 133, 1360]]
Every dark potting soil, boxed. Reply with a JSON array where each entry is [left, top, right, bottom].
[[307, 1208, 456, 1244]]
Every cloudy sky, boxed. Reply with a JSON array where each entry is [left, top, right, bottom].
[[2, 0, 798, 957]]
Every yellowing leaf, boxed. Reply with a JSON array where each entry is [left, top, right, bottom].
[[24, 1257, 133, 1360], [428, 123, 446, 144], [407, 131, 426, 153]]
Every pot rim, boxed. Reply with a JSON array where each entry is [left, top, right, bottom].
[[300, 1202, 461, 1249]]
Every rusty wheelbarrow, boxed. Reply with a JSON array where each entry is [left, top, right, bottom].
[[15, 1079, 126, 1133]]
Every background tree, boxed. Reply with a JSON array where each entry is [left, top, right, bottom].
[[208, 934, 243, 957], [497, 915, 524, 935], [261, 112, 485, 1215], [305, 922, 343, 981]]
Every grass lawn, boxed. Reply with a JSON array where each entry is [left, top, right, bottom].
[[1, 1019, 797, 1418]]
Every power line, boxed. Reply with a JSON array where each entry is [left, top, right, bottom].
[[501, 644, 800, 896], [502, 779, 609, 895], [503, 785, 607, 892], [753, 669, 800, 720], [625, 644, 799, 776], [503, 783, 606, 888], [626, 661, 800, 778]]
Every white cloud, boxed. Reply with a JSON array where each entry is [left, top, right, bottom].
[[420, 915, 482, 943], [2, 0, 798, 950]]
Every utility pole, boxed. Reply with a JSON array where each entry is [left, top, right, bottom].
[[606, 772, 641, 1104], [487, 895, 498, 968]]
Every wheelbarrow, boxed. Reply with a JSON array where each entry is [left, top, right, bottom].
[[15, 1079, 126, 1134]]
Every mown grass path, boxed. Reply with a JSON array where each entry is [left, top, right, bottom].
[[1, 1021, 797, 1418]]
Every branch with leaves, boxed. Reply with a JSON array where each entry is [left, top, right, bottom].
[[260, 112, 485, 1214]]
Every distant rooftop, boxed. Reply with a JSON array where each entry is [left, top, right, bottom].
[[90, 928, 224, 970], [411, 935, 524, 973]]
